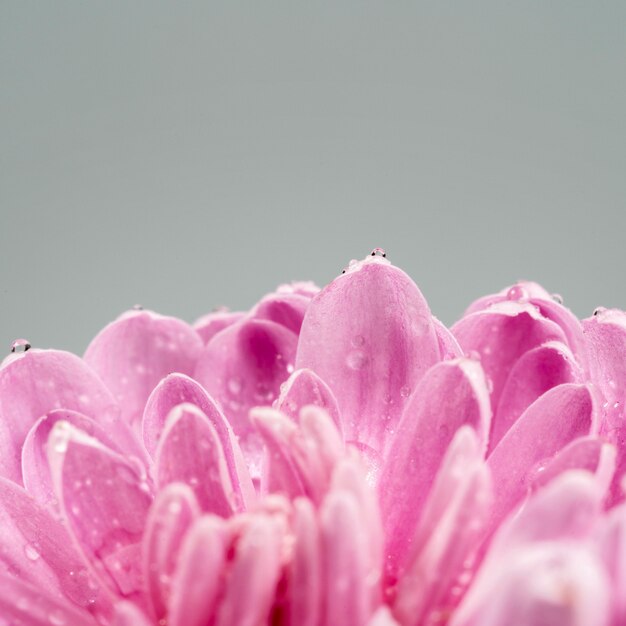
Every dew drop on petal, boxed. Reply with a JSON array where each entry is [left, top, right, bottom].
[[10, 338, 31, 354], [24, 543, 41, 561], [593, 307, 606, 316], [227, 377, 242, 396], [400, 386, 411, 398], [132, 304, 144, 311], [346, 350, 367, 370], [351, 335, 365, 348], [551, 293, 563, 304], [506, 285, 529, 302], [370, 247, 387, 258]]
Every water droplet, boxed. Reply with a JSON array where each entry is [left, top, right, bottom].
[[227, 377, 242, 396], [132, 304, 144, 311], [370, 247, 386, 258], [351, 335, 365, 348], [10, 338, 31, 353], [48, 609, 66, 625], [506, 285, 529, 302], [400, 386, 411, 398], [346, 350, 367, 370], [551, 293, 563, 304], [593, 307, 606, 316], [286, 363, 294, 374], [24, 543, 41, 561]]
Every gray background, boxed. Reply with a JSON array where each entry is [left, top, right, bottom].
[[1, 2, 625, 355]]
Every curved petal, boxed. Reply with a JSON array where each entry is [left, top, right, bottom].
[[47, 422, 152, 599], [296, 256, 440, 453], [194, 318, 297, 470], [193, 310, 245, 345], [142, 374, 254, 507], [432, 317, 463, 360], [380, 359, 491, 576], [491, 341, 581, 451], [155, 404, 253, 516], [169, 515, 227, 626], [142, 483, 200, 621], [84, 309, 203, 426], [596, 504, 626, 624], [452, 302, 567, 415], [250, 292, 311, 334], [114, 602, 153, 626], [0, 348, 123, 482]]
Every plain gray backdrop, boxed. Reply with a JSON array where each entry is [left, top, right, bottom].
[[1, 2, 625, 355]]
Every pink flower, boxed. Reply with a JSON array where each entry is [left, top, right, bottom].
[[0, 251, 624, 626]]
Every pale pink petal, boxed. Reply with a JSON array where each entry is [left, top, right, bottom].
[[368, 607, 401, 626], [47, 422, 152, 599], [194, 318, 297, 468], [275, 281, 320, 298], [296, 256, 440, 453], [596, 503, 626, 623], [487, 384, 595, 534], [380, 359, 491, 576], [432, 316, 463, 360], [114, 602, 153, 626], [491, 341, 581, 451], [452, 302, 567, 414], [142, 483, 200, 621], [155, 404, 253, 516], [84, 309, 203, 426], [287, 498, 321, 626], [0, 573, 97, 626], [275, 368, 342, 434], [251, 292, 311, 334], [142, 373, 254, 507], [169, 515, 227, 626], [0, 348, 123, 482], [193, 310, 245, 345], [215, 515, 283, 626]]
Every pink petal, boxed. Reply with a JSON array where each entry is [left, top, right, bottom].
[[275, 281, 320, 298], [452, 302, 567, 414], [432, 316, 463, 360], [251, 292, 311, 334], [142, 483, 200, 621], [596, 504, 626, 623], [296, 256, 440, 453], [169, 515, 227, 626], [0, 572, 97, 626], [155, 404, 252, 516], [0, 477, 101, 610], [114, 602, 153, 626], [84, 309, 203, 426], [22, 409, 124, 508], [487, 383, 595, 533], [368, 607, 401, 626], [142, 373, 254, 507], [274, 368, 342, 435], [215, 514, 283, 626], [194, 318, 298, 469], [287, 498, 321, 626], [491, 341, 581, 451], [47, 422, 152, 599], [379, 359, 491, 576], [193, 310, 245, 345], [0, 348, 123, 482]]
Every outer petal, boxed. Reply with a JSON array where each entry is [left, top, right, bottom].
[[596, 504, 626, 623], [169, 515, 227, 626], [491, 341, 581, 451], [142, 374, 254, 507], [193, 310, 245, 345], [47, 422, 152, 599], [380, 359, 491, 576], [296, 256, 440, 453], [84, 309, 203, 425], [142, 483, 200, 620], [155, 404, 253, 516], [0, 348, 124, 482], [432, 317, 463, 360], [452, 302, 567, 414], [194, 318, 297, 470], [487, 384, 595, 534], [250, 292, 311, 334]]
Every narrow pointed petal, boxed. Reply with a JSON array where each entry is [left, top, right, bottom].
[[432, 317, 463, 360], [452, 302, 567, 413], [251, 292, 311, 334], [288, 498, 321, 626], [0, 348, 122, 482], [155, 404, 252, 516], [22, 409, 123, 507], [169, 516, 227, 626], [296, 256, 440, 452], [194, 318, 297, 467], [275, 368, 342, 434], [380, 359, 491, 575], [142, 483, 200, 621], [142, 374, 254, 507], [84, 309, 203, 425], [216, 515, 283, 626], [0, 573, 97, 626], [487, 384, 595, 533], [194, 310, 245, 344], [47, 422, 152, 598], [114, 602, 153, 626], [491, 341, 581, 450]]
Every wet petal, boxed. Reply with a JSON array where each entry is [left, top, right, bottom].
[[142, 483, 200, 621], [380, 359, 491, 575], [84, 309, 203, 426], [0, 348, 122, 482], [432, 317, 463, 360], [169, 515, 227, 626], [194, 318, 297, 468], [251, 292, 311, 334], [155, 404, 253, 516], [194, 310, 245, 345], [368, 607, 401, 626], [296, 256, 440, 453]]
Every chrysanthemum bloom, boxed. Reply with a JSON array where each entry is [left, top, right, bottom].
[[1, 250, 625, 626]]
